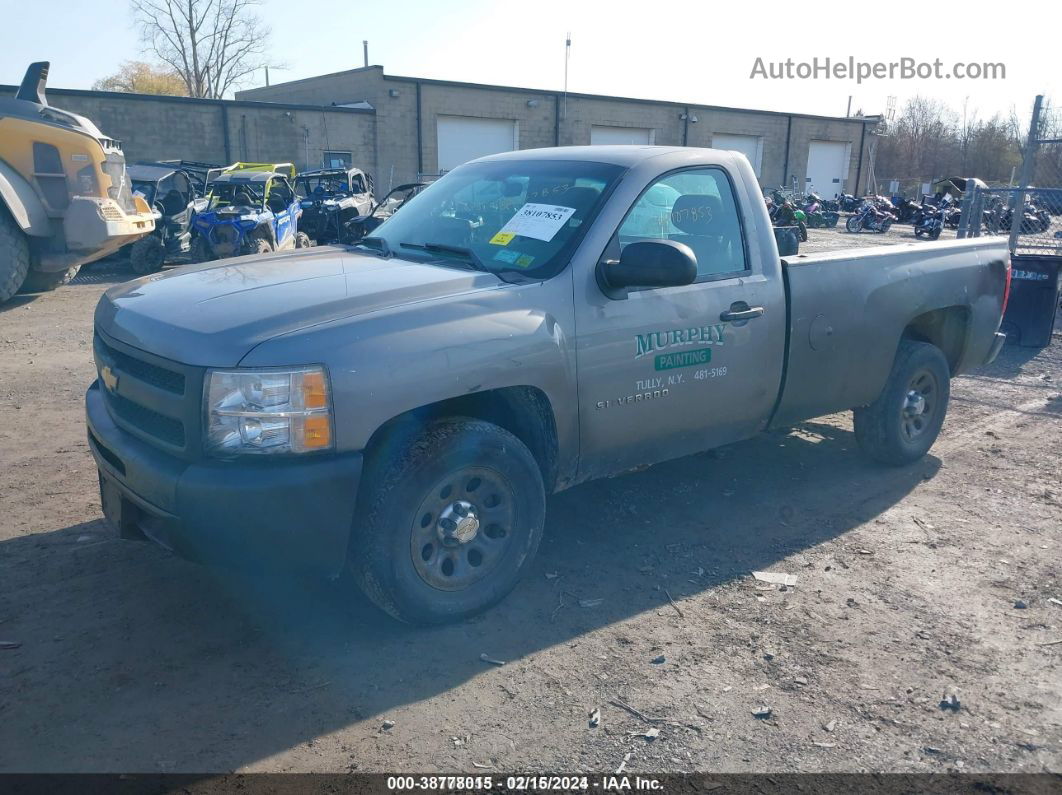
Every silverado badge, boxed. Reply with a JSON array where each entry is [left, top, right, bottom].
[[100, 365, 119, 393]]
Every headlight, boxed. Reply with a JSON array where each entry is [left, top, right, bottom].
[[205, 366, 333, 456]]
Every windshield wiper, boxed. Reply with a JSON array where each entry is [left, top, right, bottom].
[[399, 241, 489, 272]]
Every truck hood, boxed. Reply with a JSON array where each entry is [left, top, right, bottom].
[[94, 247, 508, 366]]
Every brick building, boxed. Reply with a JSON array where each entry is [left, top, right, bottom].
[[237, 65, 880, 196], [3, 66, 878, 198]]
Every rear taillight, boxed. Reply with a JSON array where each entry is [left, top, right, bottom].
[[1001, 256, 1012, 315]]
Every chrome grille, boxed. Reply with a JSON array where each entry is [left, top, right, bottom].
[[93, 331, 203, 457]]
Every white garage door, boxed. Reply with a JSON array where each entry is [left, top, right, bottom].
[[437, 116, 517, 172], [806, 141, 851, 197], [712, 133, 764, 176], [590, 125, 653, 145]]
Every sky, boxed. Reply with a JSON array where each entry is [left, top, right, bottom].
[[3, 0, 1060, 127]]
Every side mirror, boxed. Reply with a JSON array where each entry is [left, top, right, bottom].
[[598, 240, 697, 297]]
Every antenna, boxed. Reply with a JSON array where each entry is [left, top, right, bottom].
[[563, 32, 571, 120]]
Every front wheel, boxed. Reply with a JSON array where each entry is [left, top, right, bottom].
[[797, 221, 808, 241], [0, 209, 31, 302], [349, 417, 546, 624], [928, 226, 941, 241], [854, 340, 950, 466], [845, 216, 862, 233], [129, 235, 166, 274], [880, 219, 893, 233], [189, 236, 213, 263], [295, 231, 312, 249]]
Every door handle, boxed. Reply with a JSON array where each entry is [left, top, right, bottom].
[[720, 305, 765, 322]]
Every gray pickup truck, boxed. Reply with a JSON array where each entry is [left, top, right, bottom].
[[86, 146, 1010, 623]]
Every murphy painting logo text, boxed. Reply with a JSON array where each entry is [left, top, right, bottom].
[[634, 324, 726, 359]]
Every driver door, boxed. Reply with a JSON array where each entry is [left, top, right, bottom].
[[574, 166, 786, 479]]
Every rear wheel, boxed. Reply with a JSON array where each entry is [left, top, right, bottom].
[[245, 238, 272, 255], [129, 235, 166, 274], [349, 417, 546, 624], [295, 232, 312, 249], [19, 265, 80, 293], [854, 340, 950, 466], [0, 209, 30, 302]]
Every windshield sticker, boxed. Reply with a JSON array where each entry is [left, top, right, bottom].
[[489, 231, 515, 246], [515, 254, 535, 268], [493, 249, 521, 264], [494, 203, 577, 242]]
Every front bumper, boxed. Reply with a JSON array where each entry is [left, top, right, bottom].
[[86, 381, 363, 577]]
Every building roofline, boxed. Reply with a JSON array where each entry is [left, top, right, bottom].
[[0, 84, 376, 114], [238, 65, 879, 124]]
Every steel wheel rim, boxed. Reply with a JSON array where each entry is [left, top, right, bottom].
[[409, 466, 517, 591], [901, 368, 938, 441]]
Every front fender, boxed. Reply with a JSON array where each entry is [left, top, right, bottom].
[[239, 279, 579, 470], [0, 159, 50, 236]]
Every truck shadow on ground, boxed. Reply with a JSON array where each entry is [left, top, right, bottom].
[[1, 421, 938, 771]]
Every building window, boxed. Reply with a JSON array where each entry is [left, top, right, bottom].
[[323, 151, 353, 168]]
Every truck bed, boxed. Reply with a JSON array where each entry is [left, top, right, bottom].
[[771, 237, 1010, 428]]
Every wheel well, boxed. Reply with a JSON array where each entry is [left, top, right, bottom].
[[365, 386, 560, 491], [902, 306, 969, 373]]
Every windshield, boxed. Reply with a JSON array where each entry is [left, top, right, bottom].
[[373, 185, 420, 219], [297, 174, 350, 197], [131, 180, 157, 206], [208, 181, 265, 209], [364, 160, 624, 279]]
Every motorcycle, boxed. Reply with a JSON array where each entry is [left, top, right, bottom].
[[912, 203, 943, 240], [772, 194, 808, 241], [892, 196, 921, 224], [837, 193, 862, 212], [802, 193, 840, 228], [845, 201, 895, 233]]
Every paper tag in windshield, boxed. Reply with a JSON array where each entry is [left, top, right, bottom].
[[493, 203, 577, 243]]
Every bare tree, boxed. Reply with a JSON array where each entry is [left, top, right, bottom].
[[130, 0, 271, 99]]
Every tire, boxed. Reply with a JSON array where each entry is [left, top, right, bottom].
[[928, 227, 941, 241], [349, 417, 546, 625], [798, 221, 808, 242], [129, 235, 166, 274], [189, 236, 213, 263], [0, 209, 31, 302], [880, 219, 893, 233], [244, 238, 272, 256], [914, 228, 924, 238], [845, 216, 862, 233], [295, 232, 312, 249], [853, 340, 951, 466], [19, 265, 80, 293]]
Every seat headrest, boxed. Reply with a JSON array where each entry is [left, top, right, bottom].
[[671, 194, 724, 235], [551, 186, 600, 216]]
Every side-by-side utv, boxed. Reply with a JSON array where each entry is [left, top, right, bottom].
[[125, 162, 208, 273], [191, 162, 308, 260], [295, 167, 374, 245]]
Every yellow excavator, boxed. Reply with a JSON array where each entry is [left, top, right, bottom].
[[0, 62, 156, 303]]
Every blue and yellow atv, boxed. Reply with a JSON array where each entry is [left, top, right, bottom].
[[190, 162, 310, 261]]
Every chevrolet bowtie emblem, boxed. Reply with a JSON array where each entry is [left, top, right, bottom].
[[100, 365, 119, 393]]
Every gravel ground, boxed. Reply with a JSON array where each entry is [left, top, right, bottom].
[[0, 241, 1060, 775]]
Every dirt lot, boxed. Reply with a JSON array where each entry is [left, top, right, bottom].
[[1, 233, 1061, 774]]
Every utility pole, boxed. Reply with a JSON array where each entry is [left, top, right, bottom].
[[1009, 94, 1043, 252], [264, 66, 269, 86], [563, 33, 571, 121]]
